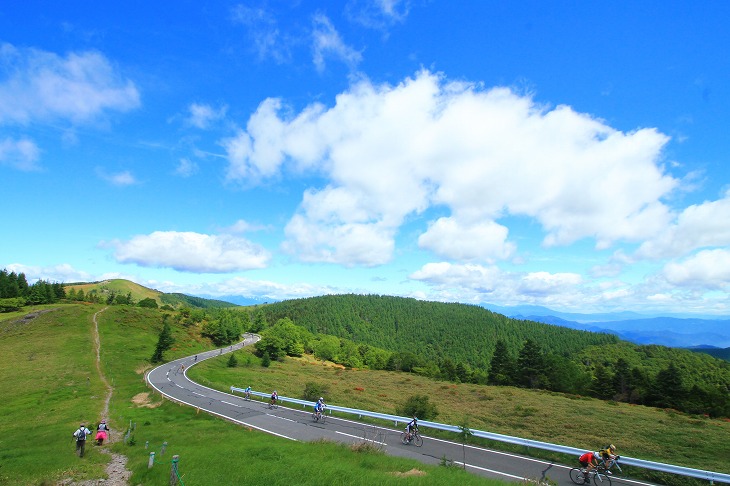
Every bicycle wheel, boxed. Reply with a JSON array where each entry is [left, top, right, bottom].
[[413, 434, 423, 447], [400, 432, 409, 445], [593, 473, 611, 486], [320, 413, 326, 424], [312, 412, 319, 421], [569, 468, 586, 484]]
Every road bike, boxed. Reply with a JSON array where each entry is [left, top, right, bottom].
[[268, 398, 279, 409], [400, 429, 423, 447], [312, 407, 327, 423], [243, 390, 251, 401], [569, 457, 621, 486]]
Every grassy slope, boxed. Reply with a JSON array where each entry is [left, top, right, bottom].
[[190, 347, 730, 476], [0, 304, 502, 485], [66, 279, 162, 304]]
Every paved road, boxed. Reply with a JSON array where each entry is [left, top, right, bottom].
[[146, 338, 656, 486]]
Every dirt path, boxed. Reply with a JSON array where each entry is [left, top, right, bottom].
[[75, 307, 132, 486]]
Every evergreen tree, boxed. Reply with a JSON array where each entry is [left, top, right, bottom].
[[260, 351, 271, 367], [488, 339, 514, 385], [151, 319, 175, 363], [516, 338, 549, 389]]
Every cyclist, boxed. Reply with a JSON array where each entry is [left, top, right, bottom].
[[270, 390, 278, 406], [243, 386, 252, 400], [405, 416, 418, 442], [314, 397, 326, 417], [599, 444, 618, 471], [578, 451, 600, 482]]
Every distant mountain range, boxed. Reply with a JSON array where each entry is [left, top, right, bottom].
[[483, 303, 730, 349]]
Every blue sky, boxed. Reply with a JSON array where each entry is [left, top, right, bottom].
[[2, 1, 729, 316]]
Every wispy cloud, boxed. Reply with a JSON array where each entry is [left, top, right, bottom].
[[345, 0, 412, 30], [0, 42, 140, 125], [174, 158, 198, 177], [312, 14, 363, 72], [231, 4, 292, 63], [0, 137, 41, 171], [96, 167, 139, 186], [186, 102, 227, 129]]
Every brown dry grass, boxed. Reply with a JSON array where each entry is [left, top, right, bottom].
[[190, 348, 730, 474]]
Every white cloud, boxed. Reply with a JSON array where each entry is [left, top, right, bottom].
[[418, 217, 515, 262], [186, 102, 227, 129], [311, 14, 363, 72], [0, 43, 140, 125], [231, 5, 292, 63], [662, 249, 730, 289], [635, 190, 730, 260], [0, 137, 40, 170], [174, 158, 198, 177], [223, 70, 677, 267], [106, 231, 271, 273], [5, 263, 94, 283], [345, 0, 412, 30], [96, 168, 138, 186]]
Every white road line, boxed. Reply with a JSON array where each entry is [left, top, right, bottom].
[[267, 414, 297, 423], [221, 401, 241, 407], [192, 391, 205, 397], [455, 461, 527, 481], [335, 431, 387, 446]]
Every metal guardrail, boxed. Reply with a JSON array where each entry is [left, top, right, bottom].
[[230, 387, 730, 484]]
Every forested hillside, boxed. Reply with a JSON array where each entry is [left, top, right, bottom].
[[256, 294, 617, 365], [254, 294, 730, 417]]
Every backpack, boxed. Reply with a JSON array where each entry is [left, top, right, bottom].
[[76, 428, 87, 441]]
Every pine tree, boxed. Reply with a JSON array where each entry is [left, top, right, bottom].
[[488, 339, 514, 385], [151, 320, 175, 363]]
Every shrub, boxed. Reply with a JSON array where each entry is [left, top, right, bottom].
[[227, 353, 238, 368], [302, 382, 330, 402], [396, 394, 438, 420]]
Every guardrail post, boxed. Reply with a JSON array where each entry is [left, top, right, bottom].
[[148, 451, 155, 469], [170, 455, 180, 485], [160, 441, 167, 455]]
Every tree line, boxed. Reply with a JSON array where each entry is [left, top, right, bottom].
[[0, 268, 65, 311], [252, 294, 730, 418]]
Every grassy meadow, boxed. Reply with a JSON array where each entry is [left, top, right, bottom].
[[0, 304, 504, 485], [190, 347, 730, 477]]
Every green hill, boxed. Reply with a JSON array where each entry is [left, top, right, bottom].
[[254, 294, 730, 418], [64, 279, 236, 309], [254, 294, 618, 365]]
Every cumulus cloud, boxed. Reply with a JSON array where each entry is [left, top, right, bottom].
[[409, 262, 590, 308], [223, 70, 676, 266], [635, 190, 730, 260], [662, 249, 730, 289], [312, 14, 363, 72], [106, 231, 271, 273], [0, 42, 140, 125], [0, 137, 40, 170]]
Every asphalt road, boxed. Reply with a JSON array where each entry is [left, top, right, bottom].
[[146, 338, 657, 486]]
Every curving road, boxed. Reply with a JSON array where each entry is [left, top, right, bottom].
[[146, 338, 657, 486]]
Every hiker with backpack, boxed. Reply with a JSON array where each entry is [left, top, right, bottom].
[[96, 420, 110, 445], [73, 424, 92, 457]]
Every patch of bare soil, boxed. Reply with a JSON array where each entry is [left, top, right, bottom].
[[1, 308, 58, 335], [390, 468, 427, 477], [132, 392, 162, 408]]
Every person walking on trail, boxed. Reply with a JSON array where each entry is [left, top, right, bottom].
[[96, 420, 110, 445], [73, 424, 92, 457]]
